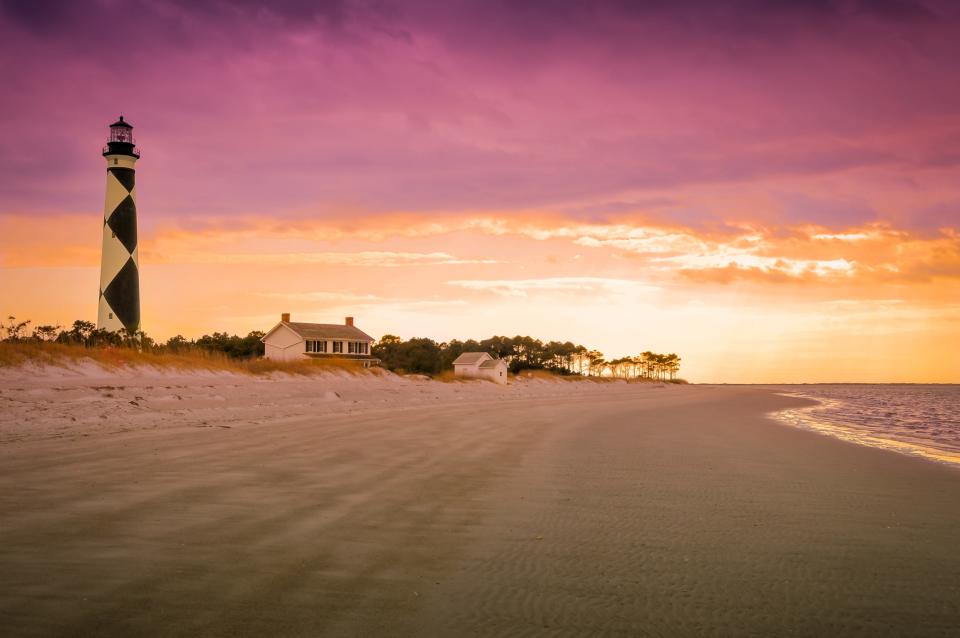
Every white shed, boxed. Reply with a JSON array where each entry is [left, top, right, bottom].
[[261, 314, 378, 366], [452, 352, 508, 384]]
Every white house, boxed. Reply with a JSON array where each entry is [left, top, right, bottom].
[[452, 352, 508, 384], [261, 314, 378, 366]]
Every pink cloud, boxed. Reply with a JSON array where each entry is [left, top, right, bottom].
[[1, 0, 959, 233]]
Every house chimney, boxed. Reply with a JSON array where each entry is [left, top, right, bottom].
[[345, 316, 354, 327], [281, 312, 290, 323]]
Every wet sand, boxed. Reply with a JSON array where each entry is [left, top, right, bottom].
[[1, 383, 959, 636]]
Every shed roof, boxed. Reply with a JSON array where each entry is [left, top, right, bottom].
[[478, 359, 504, 369], [453, 352, 493, 365], [265, 321, 375, 342]]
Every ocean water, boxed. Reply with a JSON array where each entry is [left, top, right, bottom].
[[769, 384, 960, 468]]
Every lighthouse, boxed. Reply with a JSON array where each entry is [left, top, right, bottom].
[[98, 116, 141, 333]]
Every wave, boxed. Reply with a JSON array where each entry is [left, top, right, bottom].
[[770, 385, 960, 469]]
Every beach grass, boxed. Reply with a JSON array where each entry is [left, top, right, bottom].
[[0, 342, 687, 383], [514, 368, 687, 383], [431, 369, 481, 383], [0, 341, 369, 376]]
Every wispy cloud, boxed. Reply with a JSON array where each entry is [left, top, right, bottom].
[[445, 277, 659, 297], [164, 251, 500, 267], [258, 291, 381, 303], [664, 255, 856, 278]]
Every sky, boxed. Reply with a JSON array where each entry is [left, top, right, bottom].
[[1, 0, 958, 383]]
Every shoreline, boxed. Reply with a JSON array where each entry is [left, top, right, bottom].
[[1, 372, 959, 634], [0, 362, 681, 445], [8, 362, 954, 473], [766, 387, 960, 471]]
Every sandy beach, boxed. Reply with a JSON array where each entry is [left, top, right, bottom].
[[1, 368, 959, 637]]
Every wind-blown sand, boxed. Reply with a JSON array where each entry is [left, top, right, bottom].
[[1, 366, 959, 636]]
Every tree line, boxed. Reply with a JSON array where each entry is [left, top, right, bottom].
[[2, 317, 682, 380], [373, 334, 681, 380], [1, 317, 265, 359]]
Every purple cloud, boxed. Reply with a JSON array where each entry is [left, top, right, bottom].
[[0, 0, 958, 232]]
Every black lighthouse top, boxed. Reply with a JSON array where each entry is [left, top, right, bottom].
[[103, 116, 140, 158]]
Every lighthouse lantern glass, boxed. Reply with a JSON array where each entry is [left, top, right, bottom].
[[110, 126, 132, 144]]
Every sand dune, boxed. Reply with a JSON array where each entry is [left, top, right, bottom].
[[1, 367, 958, 636], [0, 362, 635, 444]]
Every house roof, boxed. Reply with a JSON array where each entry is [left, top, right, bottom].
[[263, 321, 375, 342], [453, 352, 493, 365], [478, 359, 504, 369]]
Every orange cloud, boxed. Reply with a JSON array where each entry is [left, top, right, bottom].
[[0, 215, 100, 267], [445, 276, 659, 297], [156, 250, 499, 267]]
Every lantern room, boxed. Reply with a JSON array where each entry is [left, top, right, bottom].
[[103, 116, 140, 158]]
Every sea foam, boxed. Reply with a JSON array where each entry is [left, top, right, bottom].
[[772, 384, 960, 468]]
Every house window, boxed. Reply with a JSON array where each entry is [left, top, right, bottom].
[[306, 340, 313, 353], [318, 341, 327, 353], [333, 341, 342, 354]]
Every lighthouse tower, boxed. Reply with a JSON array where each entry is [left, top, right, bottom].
[[98, 116, 141, 333]]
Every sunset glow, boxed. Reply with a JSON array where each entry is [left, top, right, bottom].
[[1, 0, 958, 382]]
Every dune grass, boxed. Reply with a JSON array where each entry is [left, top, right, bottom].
[[515, 369, 688, 383], [429, 369, 503, 383], [241, 356, 368, 376], [0, 342, 685, 383], [515, 369, 611, 382], [0, 341, 370, 376], [431, 370, 470, 383]]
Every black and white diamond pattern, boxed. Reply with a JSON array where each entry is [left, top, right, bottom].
[[98, 166, 140, 333]]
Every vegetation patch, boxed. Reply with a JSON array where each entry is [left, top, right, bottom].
[[374, 334, 682, 380], [1, 316, 683, 381], [428, 369, 500, 384], [0, 340, 368, 376]]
